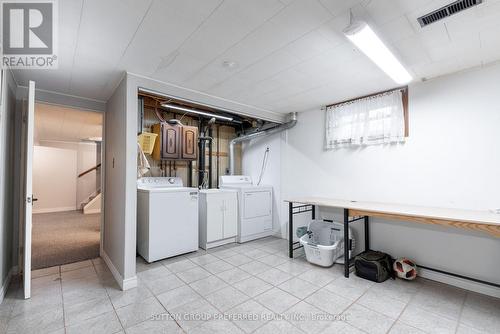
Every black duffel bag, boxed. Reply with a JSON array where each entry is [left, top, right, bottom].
[[354, 250, 394, 283]]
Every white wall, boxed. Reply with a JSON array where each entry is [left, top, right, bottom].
[[32, 146, 78, 213], [76, 143, 99, 206], [104, 76, 133, 289], [243, 63, 500, 285], [34, 141, 98, 210], [242, 133, 283, 235], [0, 70, 18, 299]]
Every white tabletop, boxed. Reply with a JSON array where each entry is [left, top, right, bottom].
[[285, 197, 500, 227]]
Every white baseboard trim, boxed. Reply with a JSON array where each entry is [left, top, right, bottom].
[[101, 250, 137, 291], [203, 237, 237, 250], [33, 206, 77, 214], [122, 276, 138, 291], [419, 267, 500, 298], [0, 266, 16, 305]]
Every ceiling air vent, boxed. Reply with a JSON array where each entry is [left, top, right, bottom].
[[417, 0, 483, 27]]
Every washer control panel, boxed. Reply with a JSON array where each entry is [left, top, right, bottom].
[[137, 177, 184, 187]]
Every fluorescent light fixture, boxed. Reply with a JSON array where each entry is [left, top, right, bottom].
[[161, 103, 234, 122], [343, 21, 412, 85]]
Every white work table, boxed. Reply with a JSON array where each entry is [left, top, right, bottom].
[[285, 197, 500, 287]]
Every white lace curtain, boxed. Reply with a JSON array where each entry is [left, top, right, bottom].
[[325, 90, 405, 149]]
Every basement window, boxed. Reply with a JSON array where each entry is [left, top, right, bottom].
[[325, 87, 408, 149]]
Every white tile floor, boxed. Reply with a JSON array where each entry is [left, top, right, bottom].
[[1, 237, 499, 334]]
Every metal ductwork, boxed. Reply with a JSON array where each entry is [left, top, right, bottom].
[[229, 112, 297, 175]]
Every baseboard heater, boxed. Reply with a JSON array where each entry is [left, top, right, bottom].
[[418, 265, 500, 288]]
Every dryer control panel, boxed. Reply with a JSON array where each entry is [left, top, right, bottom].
[[220, 175, 252, 186]]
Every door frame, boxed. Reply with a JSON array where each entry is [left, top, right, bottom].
[[18, 99, 105, 293]]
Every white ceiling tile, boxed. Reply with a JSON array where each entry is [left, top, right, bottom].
[[70, 0, 153, 96], [427, 35, 480, 63], [417, 22, 450, 49], [220, 0, 332, 68], [389, 0, 435, 15], [319, 0, 365, 17], [294, 43, 360, 77], [255, 68, 317, 102], [283, 28, 340, 61], [393, 36, 431, 68], [377, 16, 416, 43], [226, 76, 286, 101], [278, 0, 295, 5], [59, 0, 83, 50], [118, 0, 223, 76], [154, 0, 285, 83], [76, 0, 152, 61], [316, 13, 351, 44], [442, 6, 482, 41], [207, 75, 256, 99], [271, 0, 333, 35], [152, 53, 209, 84], [179, 0, 332, 94], [216, 49, 301, 88], [362, 0, 409, 26]]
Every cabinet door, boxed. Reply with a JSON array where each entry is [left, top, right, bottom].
[[181, 126, 198, 160], [223, 194, 238, 238], [162, 123, 180, 159], [206, 195, 223, 242]]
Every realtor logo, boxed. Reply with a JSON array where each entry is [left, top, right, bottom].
[[1, 0, 58, 69]]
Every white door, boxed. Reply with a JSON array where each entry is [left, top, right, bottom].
[[21, 81, 35, 299], [223, 194, 238, 239], [206, 195, 224, 242]]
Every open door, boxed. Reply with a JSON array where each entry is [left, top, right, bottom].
[[20, 81, 35, 299]]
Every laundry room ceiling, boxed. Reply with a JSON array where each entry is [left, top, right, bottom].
[[12, 0, 500, 114]]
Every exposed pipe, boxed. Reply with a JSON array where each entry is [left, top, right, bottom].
[[229, 112, 297, 175], [188, 161, 193, 187], [198, 118, 216, 189], [208, 126, 213, 188], [216, 125, 220, 188], [198, 138, 206, 187]]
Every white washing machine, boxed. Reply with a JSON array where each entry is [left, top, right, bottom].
[[220, 175, 273, 243], [137, 177, 198, 262]]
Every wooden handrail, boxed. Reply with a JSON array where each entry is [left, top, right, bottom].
[[78, 163, 101, 178]]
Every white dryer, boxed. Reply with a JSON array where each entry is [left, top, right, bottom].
[[220, 175, 273, 243], [137, 177, 198, 262]]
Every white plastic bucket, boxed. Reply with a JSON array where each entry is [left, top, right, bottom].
[[299, 220, 355, 267]]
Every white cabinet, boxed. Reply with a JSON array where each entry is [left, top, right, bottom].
[[199, 189, 238, 249]]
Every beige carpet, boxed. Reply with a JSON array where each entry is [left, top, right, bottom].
[[32, 210, 100, 270]]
